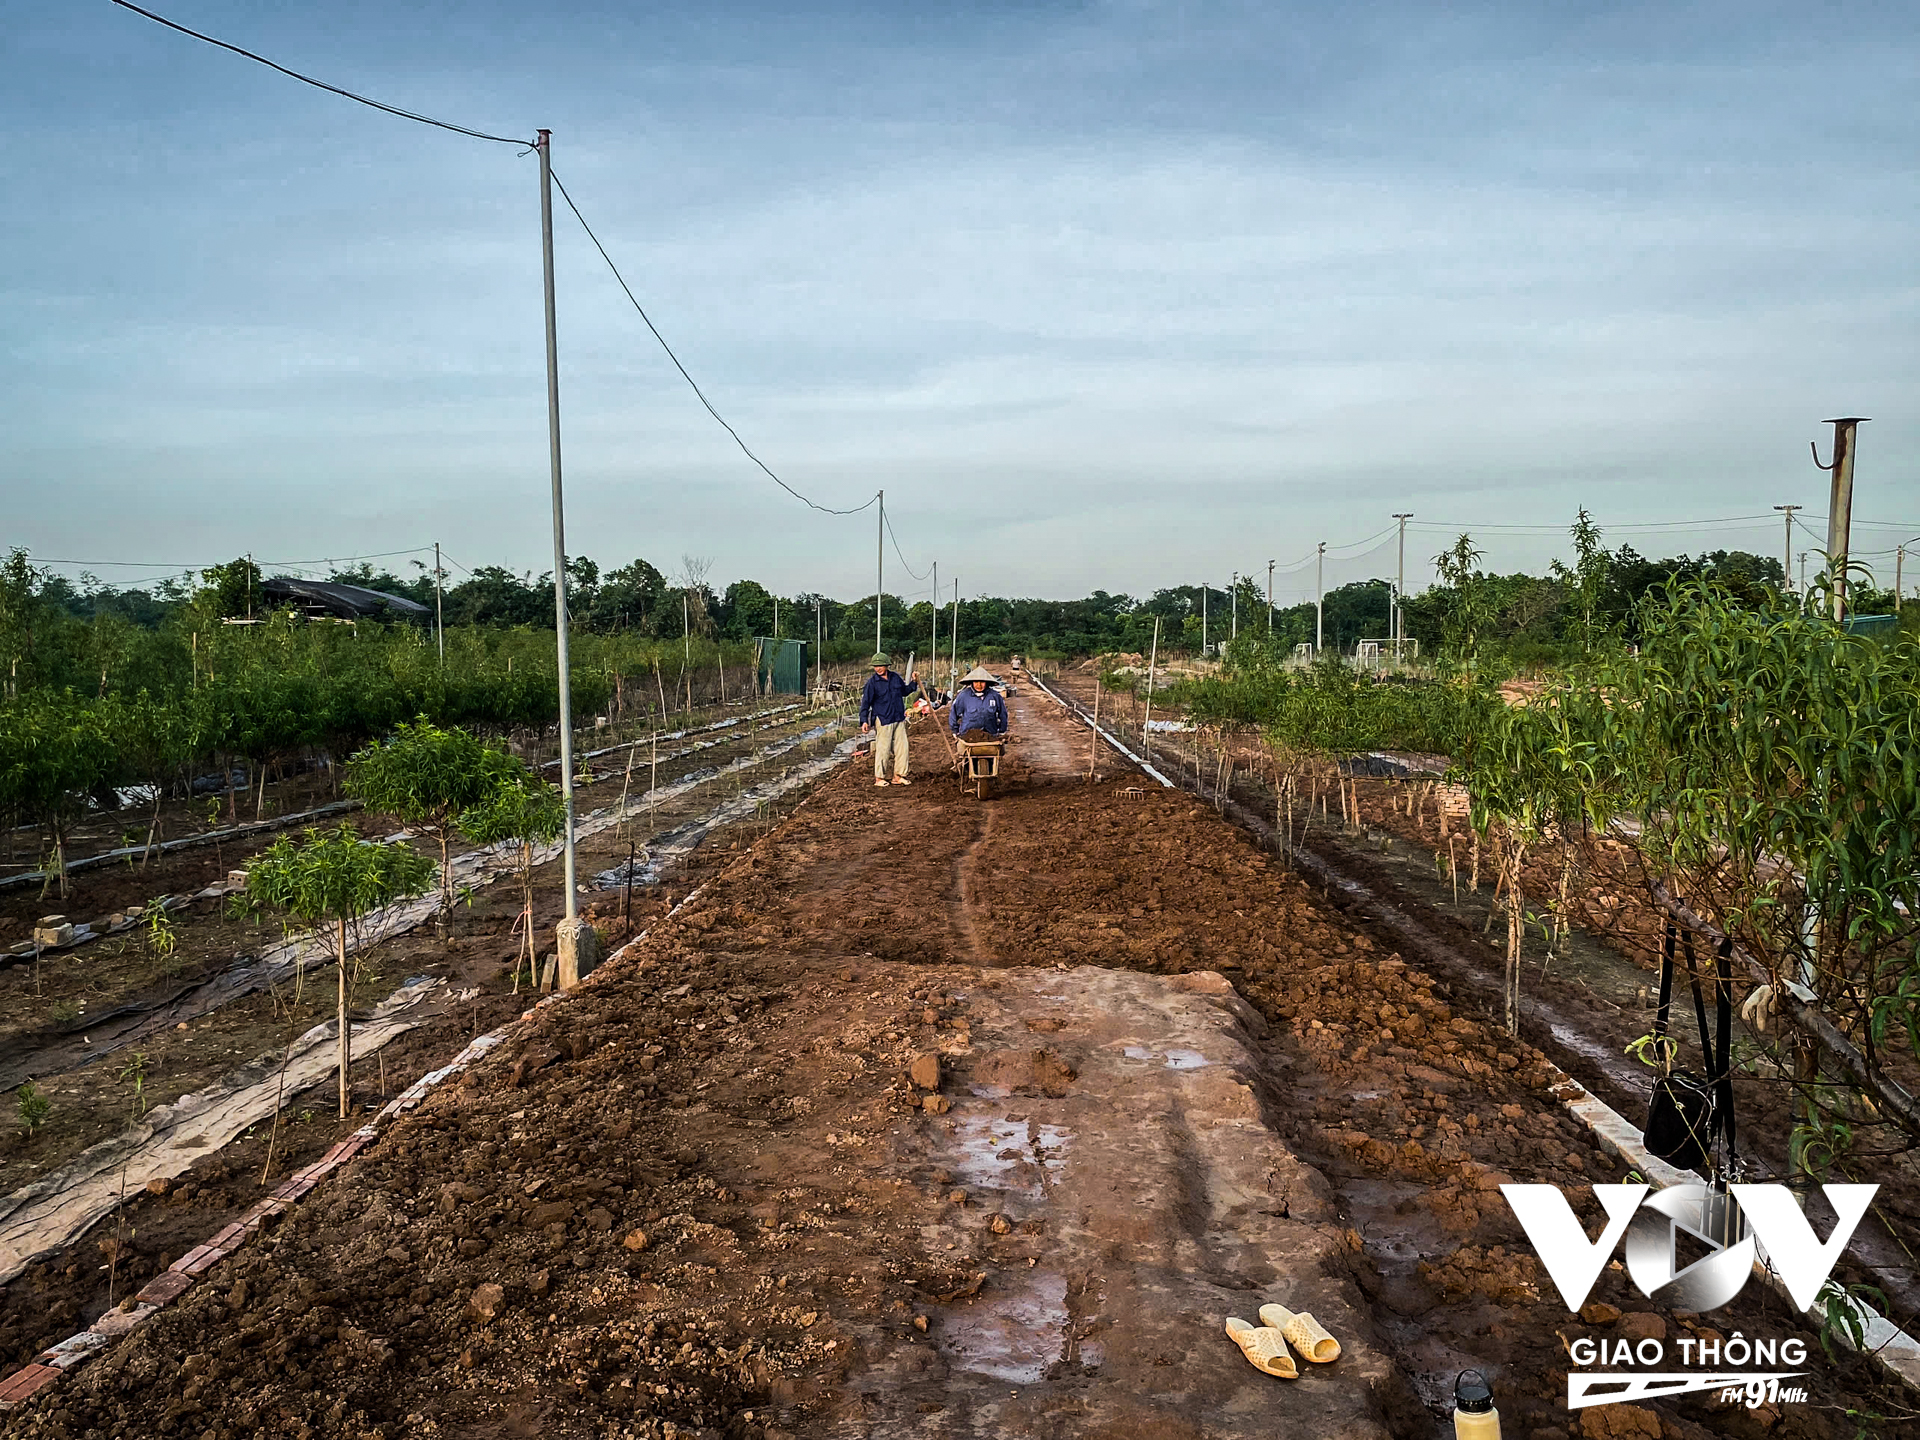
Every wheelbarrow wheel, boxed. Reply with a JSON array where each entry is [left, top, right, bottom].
[[975, 774, 993, 800]]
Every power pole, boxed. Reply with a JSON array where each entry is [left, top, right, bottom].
[[1392, 513, 1412, 658], [814, 598, 822, 695], [1315, 542, 1326, 653], [949, 579, 958, 691], [875, 488, 885, 656], [1201, 584, 1207, 654], [1772, 505, 1801, 592], [536, 129, 593, 989], [773, 594, 779, 639], [1266, 559, 1274, 632], [1812, 418, 1868, 620], [1230, 573, 1238, 641], [931, 560, 938, 690], [1799, 551, 1808, 592], [1897, 544, 1907, 606], [433, 541, 445, 661]]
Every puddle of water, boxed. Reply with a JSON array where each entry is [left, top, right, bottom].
[[1550, 1023, 1651, 1100], [1118, 1044, 1212, 1070], [948, 1117, 1071, 1197], [940, 1268, 1068, 1384]]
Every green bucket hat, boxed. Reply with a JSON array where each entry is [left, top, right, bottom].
[[869, 652, 892, 667]]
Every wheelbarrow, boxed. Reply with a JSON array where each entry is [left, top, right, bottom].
[[955, 736, 1006, 799]]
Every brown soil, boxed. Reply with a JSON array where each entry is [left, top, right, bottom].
[[0, 705, 850, 1193], [0, 690, 1906, 1439]]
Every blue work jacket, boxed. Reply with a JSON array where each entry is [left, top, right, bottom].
[[860, 670, 920, 726], [950, 686, 1008, 736]]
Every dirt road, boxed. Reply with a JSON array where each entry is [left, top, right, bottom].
[[0, 683, 1883, 1439]]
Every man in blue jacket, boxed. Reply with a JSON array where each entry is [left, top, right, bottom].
[[950, 666, 1009, 741], [860, 653, 921, 787]]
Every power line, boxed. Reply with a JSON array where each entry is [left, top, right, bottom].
[[548, 170, 879, 519], [110, 2, 530, 146], [883, 510, 930, 582]]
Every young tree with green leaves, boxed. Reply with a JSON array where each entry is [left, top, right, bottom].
[[456, 766, 567, 991], [345, 718, 516, 933], [0, 691, 116, 898], [245, 824, 434, 1117]]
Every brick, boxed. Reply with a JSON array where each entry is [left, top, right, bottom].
[[206, 1223, 248, 1250], [0, 1364, 61, 1404], [135, 1271, 193, 1307], [169, 1245, 214, 1274]]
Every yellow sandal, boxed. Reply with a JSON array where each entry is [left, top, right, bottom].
[[1224, 1317, 1299, 1379]]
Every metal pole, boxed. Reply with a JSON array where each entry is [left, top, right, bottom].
[[433, 541, 444, 661], [1813, 418, 1868, 620], [1315, 542, 1325, 653], [1392, 513, 1411, 657], [536, 130, 582, 975], [1773, 505, 1801, 593]]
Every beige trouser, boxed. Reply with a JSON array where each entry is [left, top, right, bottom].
[[872, 720, 909, 779]]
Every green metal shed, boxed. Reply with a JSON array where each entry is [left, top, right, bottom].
[[754, 637, 807, 695]]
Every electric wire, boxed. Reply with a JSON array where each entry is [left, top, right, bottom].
[[548, 170, 879, 519], [110, 2, 530, 146], [883, 511, 931, 582]]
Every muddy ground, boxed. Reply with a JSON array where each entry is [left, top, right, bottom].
[[0, 686, 1909, 1438]]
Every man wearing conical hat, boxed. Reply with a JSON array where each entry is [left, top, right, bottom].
[[950, 666, 1009, 743], [859, 653, 921, 787]]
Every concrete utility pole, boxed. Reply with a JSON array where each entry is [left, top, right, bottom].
[[949, 579, 958, 691], [1799, 552, 1808, 592], [1231, 572, 1238, 641], [1773, 505, 1802, 593], [931, 561, 938, 689], [773, 595, 779, 639], [433, 541, 445, 661], [1812, 418, 1868, 620], [875, 489, 885, 655], [1266, 559, 1275, 632], [1315, 542, 1326, 654], [1392, 514, 1412, 657], [1896, 544, 1905, 606], [1201, 584, 1207, 654], [814, 599, 822, 695], [536, 129, 596, 990]]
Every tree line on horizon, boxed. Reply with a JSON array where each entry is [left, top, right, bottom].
[[5, 525, 1907, 693]]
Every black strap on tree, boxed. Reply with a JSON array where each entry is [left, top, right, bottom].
[[1713, 936, 1737, 1164], [1678, 927, 1741, 1167], [1654, 919, 1678, 1067]]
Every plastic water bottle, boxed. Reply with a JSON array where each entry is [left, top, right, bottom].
[[1453, 1369, 1501, 1439]]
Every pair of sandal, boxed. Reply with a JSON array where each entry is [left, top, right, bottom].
[[1224, 1305, 1341, 1379], [872, 777, 913, 787]]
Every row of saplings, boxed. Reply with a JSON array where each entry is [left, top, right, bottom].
[[240, 719, 567, 1119]]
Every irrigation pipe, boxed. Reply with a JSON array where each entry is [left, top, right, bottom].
[[1022, 674, 1175, 788]]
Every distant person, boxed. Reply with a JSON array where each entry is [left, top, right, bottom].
[[860, 653, 921, 787], [950, 666, 1009, 742]]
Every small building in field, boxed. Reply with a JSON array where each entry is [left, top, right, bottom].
[[261, 577, 431, 624]]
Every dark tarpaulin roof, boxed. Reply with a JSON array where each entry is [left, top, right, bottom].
[[262, 576, 431, 622]]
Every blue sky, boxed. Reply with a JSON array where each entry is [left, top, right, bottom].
[[3, 1, 1916, 604]]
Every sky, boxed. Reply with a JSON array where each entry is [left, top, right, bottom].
[[3, 0, 1916, 607]]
